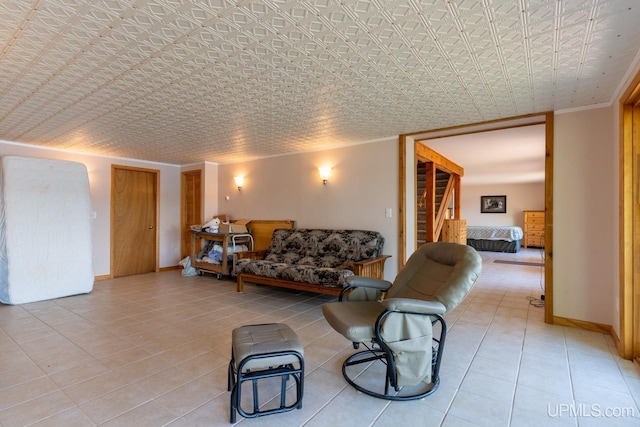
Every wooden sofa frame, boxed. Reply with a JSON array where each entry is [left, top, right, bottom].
[[236, 251, 390, 296]]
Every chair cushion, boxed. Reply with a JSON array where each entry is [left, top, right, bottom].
[[232, 323, 303, 371], [387, 242, 482, 313], [322, 301, 383, 343]]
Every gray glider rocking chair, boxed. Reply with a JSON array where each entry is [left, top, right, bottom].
[[322, 242, 482, 400]]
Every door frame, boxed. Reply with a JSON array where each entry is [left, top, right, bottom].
[[399, 112, 554, 323], [180, 169, 202, 259], [110, 164, 159, 278], [620, 69, 640, 361]]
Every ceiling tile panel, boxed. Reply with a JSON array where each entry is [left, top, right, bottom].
[[0, 0, 638, 164]]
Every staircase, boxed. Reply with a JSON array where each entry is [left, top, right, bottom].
[[417, 162, 427, 246], [417, 161, 454, 246], [435, 169, 451, 220]]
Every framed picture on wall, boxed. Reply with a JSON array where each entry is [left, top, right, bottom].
[[481, 195, 506, 213]]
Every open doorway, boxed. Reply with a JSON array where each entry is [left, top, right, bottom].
[[399, 112, 554, 322], [422, 125, 545, 234]]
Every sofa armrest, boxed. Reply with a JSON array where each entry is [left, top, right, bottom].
[[351, 255, 391, 279], [236, 250, 267, 260]]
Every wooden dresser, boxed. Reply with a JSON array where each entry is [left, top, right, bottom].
[[442, 219, 467, 244], [523, 210, 545, 248]]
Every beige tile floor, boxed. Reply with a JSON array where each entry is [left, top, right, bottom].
[[0, 248, 639, 426]]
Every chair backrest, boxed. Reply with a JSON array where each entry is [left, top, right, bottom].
[[386, 242, 482, 314]]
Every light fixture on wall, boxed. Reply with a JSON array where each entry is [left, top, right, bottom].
[[318, 167, 331, 185], [234, 176, 244, 191]]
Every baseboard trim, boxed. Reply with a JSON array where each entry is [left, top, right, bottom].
[[552, 315, 619, 347], [553, 316, 626, 358], [94, 266, 180, 281]]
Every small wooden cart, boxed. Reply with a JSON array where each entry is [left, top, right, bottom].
[[190, 230, 253, 278]]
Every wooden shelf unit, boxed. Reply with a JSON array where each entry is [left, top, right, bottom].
[[441, 219, 467, 244], [190, 230, 253, 278], [523, 210, 545, 248]]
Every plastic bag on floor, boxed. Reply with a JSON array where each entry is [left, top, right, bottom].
[[179, 256, 198, 276]]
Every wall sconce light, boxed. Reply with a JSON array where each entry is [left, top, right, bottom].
[[233, 176, 244, 191], [318, 167, 332, 185]]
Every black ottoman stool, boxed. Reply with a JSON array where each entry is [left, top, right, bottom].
[[228, 323, 304, 423]]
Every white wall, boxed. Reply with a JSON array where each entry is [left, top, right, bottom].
[[0, 104, 627, 333], [461, 182, 545, 227], [0, 138, 399, 280], [0, 141, 182, 276], [553, 107, 617, 326], [217, 138, 400, 280]]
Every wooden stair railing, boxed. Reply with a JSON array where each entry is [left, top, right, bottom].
[[434, 175, 456, 240], [416, 144, 464, 246]]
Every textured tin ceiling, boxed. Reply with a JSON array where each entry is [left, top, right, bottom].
[[0, 0, 638, 165]]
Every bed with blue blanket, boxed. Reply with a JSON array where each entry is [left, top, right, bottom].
[[466, 226, 523, 253]]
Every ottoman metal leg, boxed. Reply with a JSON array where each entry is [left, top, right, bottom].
[[228, 323, 305, 423]]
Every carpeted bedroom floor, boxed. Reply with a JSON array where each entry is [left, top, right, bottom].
[[0, 247, 638, 426]]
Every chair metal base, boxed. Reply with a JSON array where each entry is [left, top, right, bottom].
[[228, 351, 304, 422], [341, 347, 440, 401]]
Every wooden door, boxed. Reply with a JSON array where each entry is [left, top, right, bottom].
[[111, 165, 158, 277], [181, 170, 202, 259]]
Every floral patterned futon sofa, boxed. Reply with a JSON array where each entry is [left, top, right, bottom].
[[235, 228, 390, 296]]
